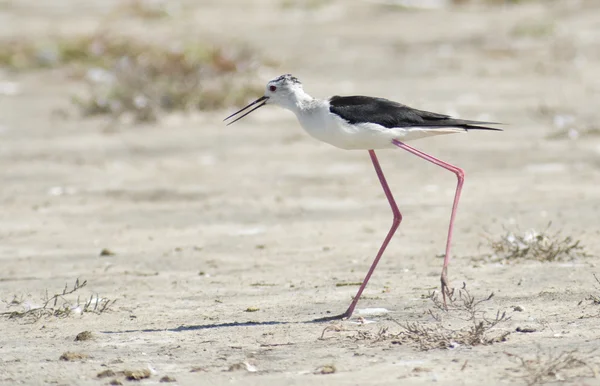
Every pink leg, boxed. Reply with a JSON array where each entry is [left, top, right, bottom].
[[338, 150, 402, 319], [392, 139, 464, 307]]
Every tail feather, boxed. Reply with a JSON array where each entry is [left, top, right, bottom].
[[438, 118, 503, 131], [463, 124, 503, 131]]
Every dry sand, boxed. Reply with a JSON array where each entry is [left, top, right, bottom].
[[1, 1, 600, 385]]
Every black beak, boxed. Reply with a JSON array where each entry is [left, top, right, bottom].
[[223, 96, 269, 126]]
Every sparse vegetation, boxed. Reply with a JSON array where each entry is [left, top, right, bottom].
[[587, 274, 600, 305], [0, 33, 266, 123], [480, 223, 590, 263], [1, 279, 115, 323], [395, 284, 510, 350], [320, 284, 510, 351], [506, 349, 597, 385]]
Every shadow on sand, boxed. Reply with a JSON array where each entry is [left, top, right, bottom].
[[101, 313, 348, 334]]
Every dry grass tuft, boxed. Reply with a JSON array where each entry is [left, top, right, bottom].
[[506, 349, 597, 385], [321, 284, 510, 351], [587, 274, 600, 306], [480, 223, 590, 263], [1, 279, 115, 323], [0, 32, 266, 123], [348, 326, 405, 344], [395, 284, 510, 350]]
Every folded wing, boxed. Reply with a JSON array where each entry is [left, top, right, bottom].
[[329, 95, 501, 131]]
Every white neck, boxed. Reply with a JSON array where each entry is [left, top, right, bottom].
[[282, 89, 317, 114]]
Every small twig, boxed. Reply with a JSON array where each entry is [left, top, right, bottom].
[[42, 279, 87, 309], [1, 279, 114, 322]]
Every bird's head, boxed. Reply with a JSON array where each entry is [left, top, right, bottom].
[[224, 74, 304, 125], [264, 74, 304, 108]]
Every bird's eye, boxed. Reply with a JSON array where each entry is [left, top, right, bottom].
[[269, 85, 277, 92]]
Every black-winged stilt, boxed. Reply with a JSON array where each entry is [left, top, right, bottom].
[[224, 74, 501, 319]]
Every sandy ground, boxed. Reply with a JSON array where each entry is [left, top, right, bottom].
[[1, 0, 600, 385]]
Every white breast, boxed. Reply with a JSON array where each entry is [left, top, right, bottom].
[[295, 103, 398, 150]]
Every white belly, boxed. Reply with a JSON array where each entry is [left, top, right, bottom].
[[296, 109, 457, 150]]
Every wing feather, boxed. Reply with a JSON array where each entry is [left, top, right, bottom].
[[329, 95, 501, 131]]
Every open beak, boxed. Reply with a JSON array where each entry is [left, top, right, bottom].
[[223, 96, 269, 126]]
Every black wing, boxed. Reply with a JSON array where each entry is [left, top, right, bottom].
[[328, 95, 501, 131]]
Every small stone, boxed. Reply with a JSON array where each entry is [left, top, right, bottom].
[[516, 327, 537, 333], [413, 367, 432, 373], [59, 352, 88, 361], [124, 369, 151, 380], [316, 364, 336, 374], [75, 331, 93, 341], [160, 375, 177, 382], [97, 370, 115, 378], [227, 362, 256, 372], [99, 248, 115, 257]]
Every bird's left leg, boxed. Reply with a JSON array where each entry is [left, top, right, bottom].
[[392, 139, 464, 308]]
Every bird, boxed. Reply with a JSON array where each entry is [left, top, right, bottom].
[[224, 74, 501, 320]]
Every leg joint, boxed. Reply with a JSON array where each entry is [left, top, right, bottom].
[[392, 209, 402, 224]]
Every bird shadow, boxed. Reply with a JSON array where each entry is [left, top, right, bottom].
[[100, 314, 349, 334]]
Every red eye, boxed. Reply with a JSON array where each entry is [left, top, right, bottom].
[[269, 85, 277, 92]]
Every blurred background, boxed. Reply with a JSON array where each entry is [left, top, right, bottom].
[[1, 0, 598, 127]]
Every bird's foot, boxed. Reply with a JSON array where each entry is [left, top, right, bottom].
[[311, 306, 355, 323], [311, 312, 351, 323], [440, 270, 454, 310]]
